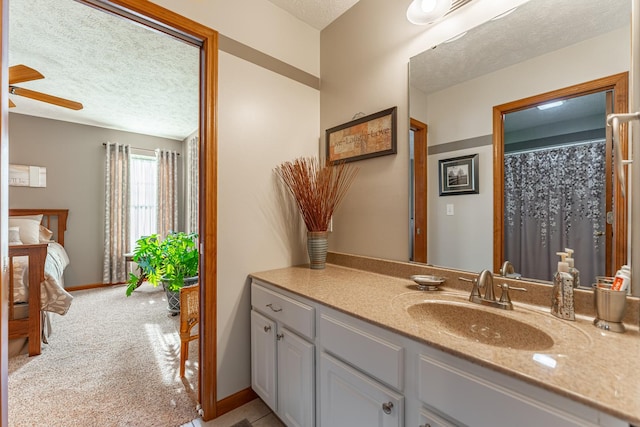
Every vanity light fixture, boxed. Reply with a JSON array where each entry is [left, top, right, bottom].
[[537, 100, 564, 110], [406, 0, 453, 25]]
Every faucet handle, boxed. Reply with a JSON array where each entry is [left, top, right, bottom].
[[459, 276, 481, 302], [497, 283, 527, 309]]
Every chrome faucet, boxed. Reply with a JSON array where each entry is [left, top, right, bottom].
[[459, 269, 526, 310], [499, 260, 522, 279]]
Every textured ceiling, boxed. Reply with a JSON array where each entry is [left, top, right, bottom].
[[410, 0, 631, 96], [9, 0, 200, 141], [265, 0, 361, 30], [8, 0, 359, 140], [16, 0, 619, 141], [409, 0, 631, 136]]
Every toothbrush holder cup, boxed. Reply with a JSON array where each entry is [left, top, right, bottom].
[[592, 283, 627, 333]]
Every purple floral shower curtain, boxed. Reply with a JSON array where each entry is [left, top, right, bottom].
[[504, 140, 606, 284]]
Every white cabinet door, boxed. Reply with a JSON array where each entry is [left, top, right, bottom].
[[320, 352, 403, 427], [277, 327, 315, 427], [251, 310, 277, 410]]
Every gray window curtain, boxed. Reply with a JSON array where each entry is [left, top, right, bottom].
[[185, 134, 199, 234], [504, 140, 606, 283], [156, 149, 179, 239], [103, 142, 131, 284]]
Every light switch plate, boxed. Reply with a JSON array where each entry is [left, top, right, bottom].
[[446, 204, 454, 216]]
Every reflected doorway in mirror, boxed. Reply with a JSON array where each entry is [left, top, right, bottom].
[[410, 118, 428, 263], [493, 73, 629, 281]]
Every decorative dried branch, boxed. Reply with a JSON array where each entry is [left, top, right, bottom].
[[275, 157, 359, 232]]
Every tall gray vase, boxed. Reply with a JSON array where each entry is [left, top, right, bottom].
[[307, 231, 328, 269]]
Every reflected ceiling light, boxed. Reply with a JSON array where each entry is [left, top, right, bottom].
[[532, 353, 557, 369], [537, 100, 565, 110], [407, 0, 453, 25]]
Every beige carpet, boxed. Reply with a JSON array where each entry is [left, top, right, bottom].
[[9, 283, 199, 427]]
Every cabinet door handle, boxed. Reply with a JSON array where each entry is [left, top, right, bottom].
[[382, 401, 394, 414], [419, 424, 431, 427], [276, 333, 284, 341], [263, 325, 271, 333], [266, 303, 282, 312]]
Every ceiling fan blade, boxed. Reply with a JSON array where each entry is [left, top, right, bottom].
[[10, 86, 83, 110], [9, 65, 44, 85], [9, 99, 15, 108]]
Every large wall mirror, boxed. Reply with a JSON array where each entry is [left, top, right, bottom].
[[409, 0, 631, 286]]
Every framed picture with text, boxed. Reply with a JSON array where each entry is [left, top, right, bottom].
[[438, 154, 479, 196], [326, 107, 397, 164]]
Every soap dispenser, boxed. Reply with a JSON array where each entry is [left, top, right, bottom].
[[551, 252, 575, 320], [565, 248, 580, 288]]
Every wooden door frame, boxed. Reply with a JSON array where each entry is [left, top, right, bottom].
[[411, 118, 428, 263], [1, 1, 8, 424], [492, 72, 628, 277], [0, 0, 219, 423]]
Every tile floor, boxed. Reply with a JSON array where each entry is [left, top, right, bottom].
[[182, 398, 285, 427]]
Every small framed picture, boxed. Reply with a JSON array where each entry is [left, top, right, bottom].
[[438, 154, 479, 196]]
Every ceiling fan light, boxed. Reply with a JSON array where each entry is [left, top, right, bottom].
[[407, 0, 452, 25]]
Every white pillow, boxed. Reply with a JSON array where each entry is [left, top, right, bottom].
[[10, 214, 43, 222], [9, 215, 43, 245], [39, 225, 54, 242], [9, 226, 22, 245]]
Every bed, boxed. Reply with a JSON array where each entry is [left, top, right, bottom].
[[8, 209, 73, 356]]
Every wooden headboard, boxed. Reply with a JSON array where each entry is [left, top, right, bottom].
[[9, 208, 69, 246]]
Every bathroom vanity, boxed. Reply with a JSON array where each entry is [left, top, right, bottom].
[[250, 257, 640, 427]]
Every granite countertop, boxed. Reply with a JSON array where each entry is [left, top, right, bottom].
[[250, 262, 640, 425]]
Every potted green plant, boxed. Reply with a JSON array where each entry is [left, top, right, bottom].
[[126, 231, 199, 313]]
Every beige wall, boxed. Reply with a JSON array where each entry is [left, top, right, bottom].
[[8, 113, 182, 287], [151, 0, 321, 400], [216, 51, 319, 397], [152, 0, 319, 76], [156, 0, 638, 407], [320, 0, 633, 269], [164, 0, 539, 403], [321, 0, 532, 261]]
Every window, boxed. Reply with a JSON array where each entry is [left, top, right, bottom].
[[130, 154, 157, 250]]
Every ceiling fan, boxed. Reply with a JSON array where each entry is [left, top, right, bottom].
[[9, 64, 83, 110]]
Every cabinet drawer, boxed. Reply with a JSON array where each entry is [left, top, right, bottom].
[[320, 313, 403, 390], [418, 354, 597, 427], [252, 282, 315, 340]]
